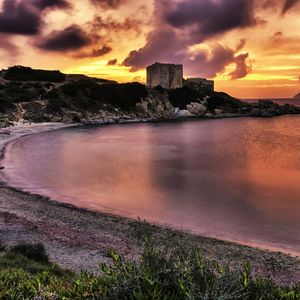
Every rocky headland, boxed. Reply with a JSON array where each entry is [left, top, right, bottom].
[[1, 66, 300, 129]]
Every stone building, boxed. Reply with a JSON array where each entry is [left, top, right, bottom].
[[146, 62, 183, 89], [184, 78, 214, 91]]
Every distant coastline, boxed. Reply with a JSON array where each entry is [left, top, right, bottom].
[[244, 98, 300, 106]]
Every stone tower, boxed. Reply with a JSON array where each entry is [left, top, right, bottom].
[[146, 62, 183, 89]]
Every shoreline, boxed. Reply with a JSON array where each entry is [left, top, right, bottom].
[[0, 119, 299, 285], [0, 185, 299, 285]]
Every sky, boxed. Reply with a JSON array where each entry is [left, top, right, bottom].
[[0, 0, 300, 98]]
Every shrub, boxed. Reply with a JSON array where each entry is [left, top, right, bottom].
[[168, 86, 205, 109], [0, 97, 16, 113], [4, 66, 65, 82], [0, 240, 299, 299], [46, 80, 148, 112], [206, 92, 250, 112], [10, 243, 49, 263]]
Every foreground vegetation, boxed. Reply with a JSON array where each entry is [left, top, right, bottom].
[[0, 234, 299, 300]]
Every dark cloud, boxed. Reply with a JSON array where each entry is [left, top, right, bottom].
[[36, 25, 91, 51], [123, 0, 253, 79], [185, 44, 251, 79], [123, 29, 184, 71], [229, 53, 252, 80], [90, 0, 124, 8], [282, 0, 300, 14], [165, 0, 257, 43], [0, 0, 41, 35], [273, 31, 283, 38], [32, 0, 70, 10], [0, 0, 70, 35], [89, 16, 144, 37], [258, 0, 300, 14], [186, 44, 236, 78], [107, 58, 118, 65], [74, 46, 112, 58]]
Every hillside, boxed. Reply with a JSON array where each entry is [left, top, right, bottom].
[[0, 66, 299, 127], [293, 93, 300, 99]]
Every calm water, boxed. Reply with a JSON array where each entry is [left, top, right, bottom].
[[3, 116, 300, 255]]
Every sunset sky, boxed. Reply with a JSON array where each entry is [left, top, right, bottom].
[[0, 0, 300, 98]]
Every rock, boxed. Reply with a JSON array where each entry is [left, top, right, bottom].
[[249, 108, 276, 118], [177, 110, 194, 118], [0, 129, 11, 135], [186, 102, 207, 116], [239, 106, 252, 114], [282, 104, 300, 114], [257, 100, 275, 109], [215, 109, 224, 115], [136, 93, 177, 119]]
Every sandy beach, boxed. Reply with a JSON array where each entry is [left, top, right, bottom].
[[0, 123, 299, 286]]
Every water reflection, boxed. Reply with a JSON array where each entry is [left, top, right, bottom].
[[3, 116, 300, 255]]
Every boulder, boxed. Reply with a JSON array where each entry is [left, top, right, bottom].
[[177, 110, 194, 118], [186, 102, 207, 116], [214, 109, 225, 115]]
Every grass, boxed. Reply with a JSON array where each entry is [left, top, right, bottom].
[[0, 232, 299, 299]]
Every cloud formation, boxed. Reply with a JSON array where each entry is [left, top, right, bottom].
[[74, 46, 112, 58], [123, 0, 254, 79], [165, 0, 257, 43], [36, 25, 91, 51], [90, 0, 124, 8], [0, 0, 70, 35], [107, 58, 118, 65], [229, 53, 252, 80], [282, 0, 300, 14]]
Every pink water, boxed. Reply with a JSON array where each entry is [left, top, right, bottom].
[[3, 116, 300, 255]]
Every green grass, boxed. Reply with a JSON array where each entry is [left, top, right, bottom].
[[0, 237, 299, 299]]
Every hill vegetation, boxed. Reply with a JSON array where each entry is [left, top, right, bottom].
[[0, 239, 299, 299], [0, 65, 300, 127], [3, 66, 65, 82], [45, 80, 148, 113]]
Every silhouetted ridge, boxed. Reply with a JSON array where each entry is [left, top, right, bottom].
[[3, 66, 65, 82]]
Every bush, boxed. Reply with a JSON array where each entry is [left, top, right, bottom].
[[4, 66, 65, 82], [0, 97, 16, 113], [168, 86, 205, 109], [206, 92, 250, 112], [0, 241, 298, 299], [10, 243, 49, 263], [99, 82, 148, 110], [46, 80, 148, 112]]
